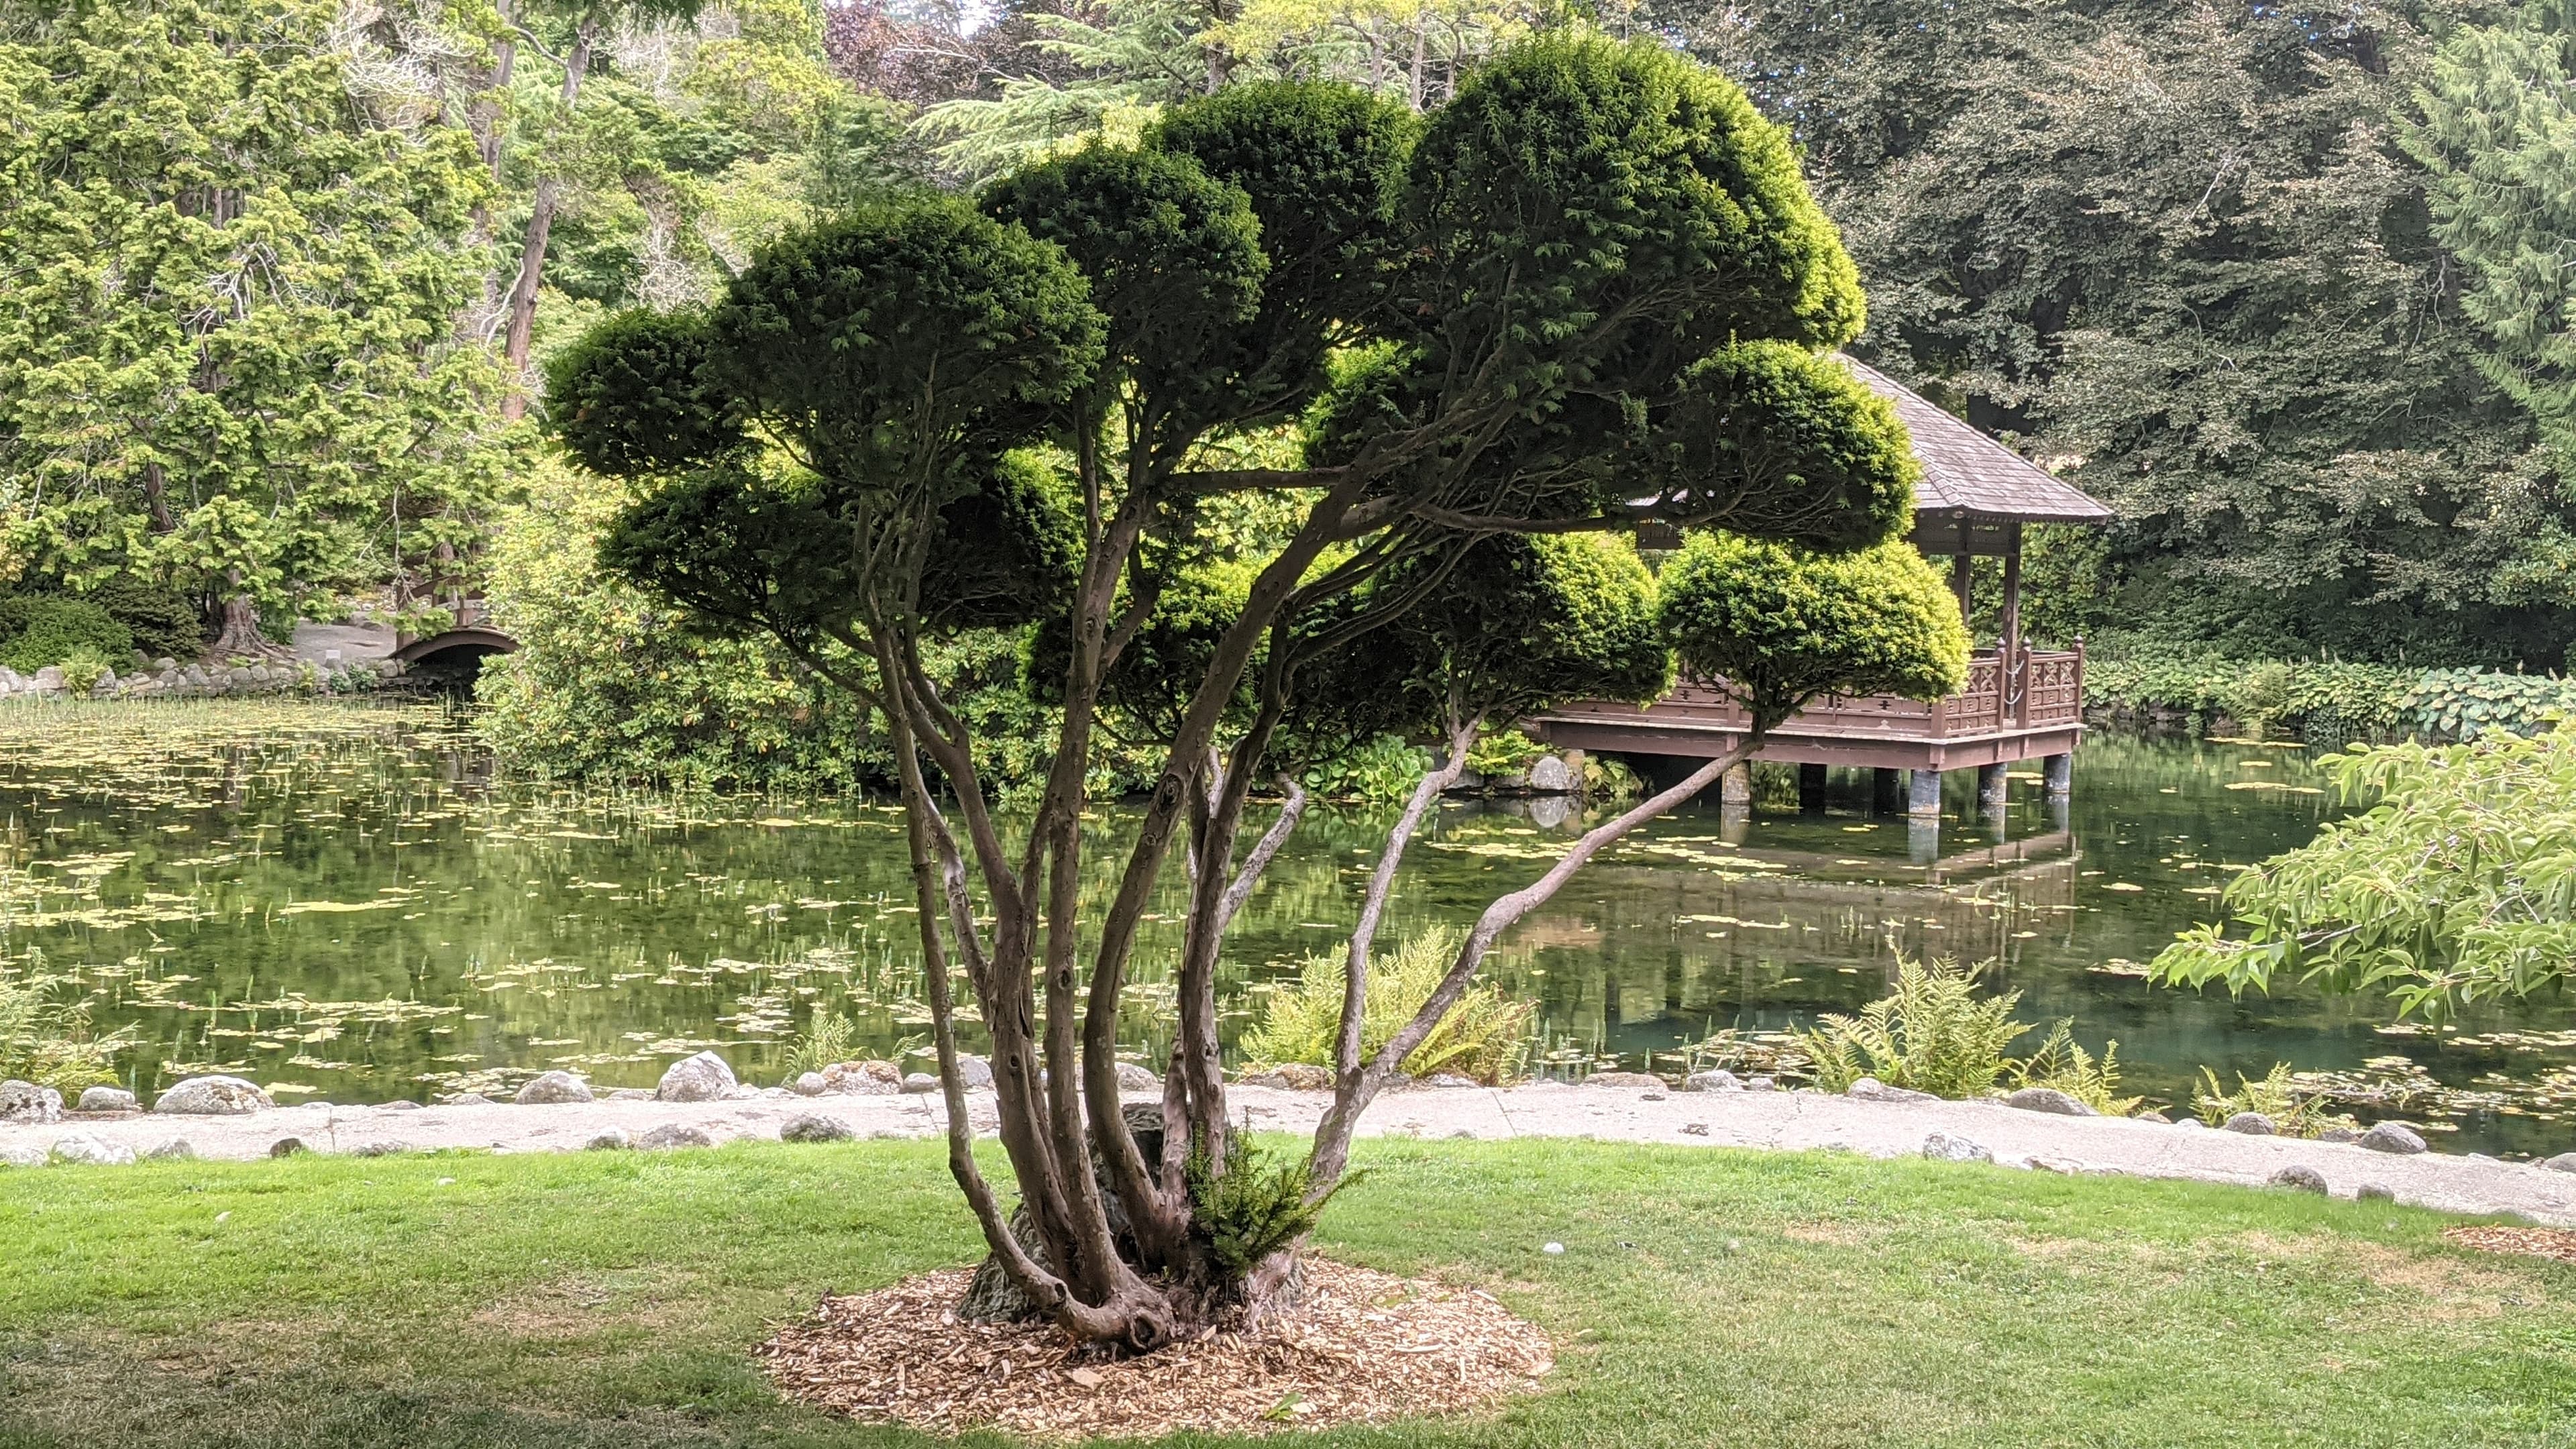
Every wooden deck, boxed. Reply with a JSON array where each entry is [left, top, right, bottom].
[[1527, 645, 2086, 774]]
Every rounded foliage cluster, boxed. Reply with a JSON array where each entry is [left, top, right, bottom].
[[1658, 532, 1968, 724], [0, 596, 133, 674]]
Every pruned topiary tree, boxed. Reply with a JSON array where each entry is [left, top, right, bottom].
[[555, 34, 1963, 1352]]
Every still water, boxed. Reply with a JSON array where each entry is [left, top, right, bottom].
[[8, 703, 2573, 1153]]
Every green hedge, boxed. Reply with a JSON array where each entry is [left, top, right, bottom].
[[2084, 648, 2576, 742], [0, 596, 133, 675]]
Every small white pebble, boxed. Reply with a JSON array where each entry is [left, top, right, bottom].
[[436, 1176, 456, 1186], [1542, 1242, 1564, 1255], [213, 1211, 230, 1225]]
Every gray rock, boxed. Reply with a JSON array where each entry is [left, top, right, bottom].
[[758, 1086, 792, 1099], [1680, 1122, 1711, 1136], [583, 1129, 631, 1151], [382, 1100, 422, 1112], [2174, 1116, 2206, 1130], [2359, 1122, 2427, 1155], [655, 1051, 737, 1102], [608, 1088, 655, 1101], [1, 1079, 63, 1124], [443, 1092, 496, 1106], [2222, 1112, 2276, 1136], [1681, 1070, 1742, 1093], [2132, 1110, 2171, 1124], [513, 1071, 593, 1106], [2004, 1086, 2097, 1117], [1239, 1064, 1332, 1091], [2316, 1126, 2361, 1144], [1425, 1073, 1479, 1089], [820, 1060, 901, 1095], [2542, 1152, 2576, 1174], [2357, 1182, 2398, 1203], [351, 1142, 409, 1159], [2469, 1151, 2501, 1165], [781, 1114, 854, 1144], [1116, 1062, 1161, 1093], [0, 1144, 46, 1169], [268, 1137, 308, 1157], [2269, 1165, 2328, 1194], [144, 1138, 195, 1161], [1587, 1071, 1667, 1090], [1923, 1131, 1994, 1164], [31, 665, 62, 692], [1848, 1077, 1938, 1104], [76, 1086, 138, 1114], [50, 1134, 136, 1167], [635, 1123, 714, 1150], [153, 1075, 274, 1116], [900, 1073, 941, 1094], [955, 1055, 996, 1090], [724, 1085, 763, 1101], [1744, 1075, 1777, 1092], [792, 1072, 829, 1097]]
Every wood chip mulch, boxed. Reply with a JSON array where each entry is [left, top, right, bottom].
[[2444, 1225, 2576, 1265], [757, 1258, 1554, 1442]]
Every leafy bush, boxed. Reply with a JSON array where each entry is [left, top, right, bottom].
[[1300, 734, 1432, 804], [2011, 1021, 2140, 1116], [781, 1008, 859, 1080], [1242, 926, 1535, 1085], [2082, 644, 2576, 743], [0, 596, 132, 674], [54, 647, 112, 694], [1465, 726, 1551, 777], [1186, 1134, 1354, 1282], [1796, 955, 2029, 1098], [0, 965, 129, 1092], [78, 575, 204, 661], [2191, 1064, 2358, 1138]]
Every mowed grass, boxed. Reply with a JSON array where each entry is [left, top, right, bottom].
[[5, 1138, 2575, 1448]]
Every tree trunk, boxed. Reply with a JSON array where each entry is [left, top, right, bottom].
[[207, 592, 289, 662], [498, 14, 597, 421]]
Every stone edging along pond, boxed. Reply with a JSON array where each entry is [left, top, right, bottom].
[[0, 653, 406, 701], [9, 1062, 2576, 1227]]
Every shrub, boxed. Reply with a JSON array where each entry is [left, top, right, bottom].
[[0, 596, 133, 674], [0, 964, 130, 1092], [1242, 926, 1535, 1085], [1796, 955, 2029, 1098], [2012, 1021, 2140, 1116], [1186, 1133, 1354, 1283], [54, 646, 112, 694], [2191, 1063, 2359, 1138], [78, 576, 204, 661]]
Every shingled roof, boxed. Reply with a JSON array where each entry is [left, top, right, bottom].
[[1838, 356, 2114, 525]]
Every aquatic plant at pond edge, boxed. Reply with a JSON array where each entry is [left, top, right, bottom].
[[1241, 928, 1534, 1086], [2192, 1063, 2359, 1139], [0, 959, 132, 1091], [1798, 955, 2137, 1112]]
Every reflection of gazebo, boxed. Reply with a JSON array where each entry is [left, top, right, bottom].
[[1529, 358, 2114, 818]]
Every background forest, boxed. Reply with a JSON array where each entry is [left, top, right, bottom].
[[7, 0, 2576, 783]]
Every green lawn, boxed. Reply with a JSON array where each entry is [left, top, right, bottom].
[[3, 1138, 2572, 1448]]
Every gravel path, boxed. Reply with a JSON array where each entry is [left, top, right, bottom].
[[10, 1080, 2574, 1224]]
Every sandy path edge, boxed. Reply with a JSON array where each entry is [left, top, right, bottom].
[[7, 1081, 2570, 1224]]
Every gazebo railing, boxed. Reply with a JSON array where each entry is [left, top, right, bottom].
[[1544, 642, 2084, 741]]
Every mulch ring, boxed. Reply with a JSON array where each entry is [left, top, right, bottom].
[[757, 1258, 1554, 1442], [2445, 1225, 2576, 1265]]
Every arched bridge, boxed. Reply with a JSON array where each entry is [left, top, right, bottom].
[[391, 600, 518, 672]]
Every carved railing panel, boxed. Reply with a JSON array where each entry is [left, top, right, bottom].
[[1541, 649, 2084, 740]]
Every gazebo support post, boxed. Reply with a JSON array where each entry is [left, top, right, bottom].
[[2043, 752, 2072, 799], [1999, 521, 2024, 725], [1907, 767, 1942, 818], [1871, 767, 1904, 814], [1976, 762, 2009, 815], [1720, 761, 1752, 806], [1950, 549, 1973, 637]]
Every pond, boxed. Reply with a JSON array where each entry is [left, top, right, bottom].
[[7, 702, 2574, 1155]]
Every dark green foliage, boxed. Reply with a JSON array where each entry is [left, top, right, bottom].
[[1659, 533, 1968, 725], [920, 449, 1083, 630], [1185, 1133, 1353, 1282], [596, 465, 849, 649], [979, 146, 1267, 433], [76, 576, 203, 661], [0, 596, 133, 674], [545, 309, 743, 477], [1640, 343, 1920, 551]]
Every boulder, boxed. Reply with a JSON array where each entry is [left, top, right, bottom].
[[513, 1071, 594, 1106], [1586, 1071, 1668, 1090], [1848, 1077, 1938, 1104], [2132, 1110, 2171, 1124], [2542, 1152, 2576, 1174], [2359, 1122, 2427, 1155], [2357, 1182, 2398, 1203], [1, 1079, 63, 1124], [2004, 1086, 2096, 1117], [443, 1092, 496, 1106], [781, 1114, 854, 1144], [2173, 1117, 2206, 1130], [1681, 1070, 1742, 1093], [584, 1129, 632, 1151], [2269, 1165, 2328, 1194], [31, 665, 63, 693], [76, 1086, 139, 1113], [1526, 754, 1574, 792], [1239, 1063, 1332, 1091], [1116, 1062, 1161, 1093], [152, 1075, 274, 1116], [1744, 1075, 1777, 1092], [608, 1088, 655, 1101], [144, 1138, 195, 1161], [635, 1123, 714, 1150], [1424, 1073, 1479, 1089], [955, 1055, 996, 1090], [0, 1144, 46, 1169], [351, 1142, 408, 1158], [382, 1100, 423, 1112], [820, 1060, 900, 1095], [900, 1073, 941, 1094], [50, 1134, 136, 1167], [1923, 1132, 1994, 1164], [268, 1137, 308, 1157], [792, 1073, 829, 1097], [655, 1051, 737, 1102], [2316, 1126, 2360, 1144], [2222, 1112, 2276, 1136]]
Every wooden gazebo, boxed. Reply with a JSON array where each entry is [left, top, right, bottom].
[[1528, 358, 2114, 817]]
